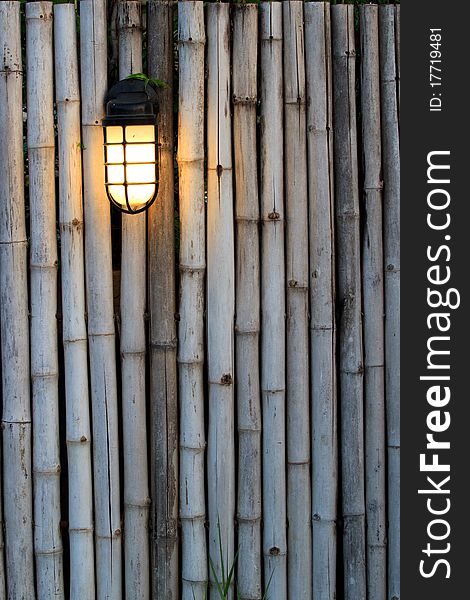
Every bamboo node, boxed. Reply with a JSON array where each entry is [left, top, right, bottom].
[[220, 373, 232, 386], [232, 95, 257, 106], [268, 211, 280, 220]]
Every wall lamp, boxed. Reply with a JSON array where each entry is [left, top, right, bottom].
[[103, 78, 159, 214]]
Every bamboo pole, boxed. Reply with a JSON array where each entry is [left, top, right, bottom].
[[80, 1, 123, 597], [206, 5, 235, 598], [147, 2, 179, 598], [117, 3, 151, 598], [0, 448, 4, 600], [305, 3, 337, 600], [232, 5, 262, 599], [331, 6, 366, 600], [283, 2, 312, 598], [0, 3, 36, 598], [177, 3, 207, 599], [54, 5, 96, 598], [360, 6, 386, 600], [379, 6, 400, 600], [26, 3, 64, 598], [260, 3, 287, 598], [395, 5, 400, 113]]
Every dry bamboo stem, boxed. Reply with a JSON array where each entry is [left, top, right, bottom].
[[26, 3, 64, 597], [232, 5, 262, 599], [283, 2, 312, 598], [206, 5, 235, 598], [360, 6, 386, 600], [304, 4, 337, 599], [395, 5, 400, 113], [147, 2, 179, 598], [0, 3, 36, 598], [0, 448, 4, 600], [177, 3, 207, 599], [260, 3, 287, 598], [80, 1, 122, 597], [331, 6, 366, 600], [379, 7, 400, 600], [117, 3, 150, 598], [54, 6, 96, 598]]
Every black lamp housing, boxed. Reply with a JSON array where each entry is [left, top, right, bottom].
[[102, 78, 159, 214]]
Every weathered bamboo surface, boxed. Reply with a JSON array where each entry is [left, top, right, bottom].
[[305, 3, 337, 600], [80, 0, 122, 597], [206, 4, 235, 599], [26, 3, 64, 598], [380, 6, 401, 600], [232, 5, 262, 599], [0, 3, 35, 598], [360, 6, 386, 600], [0, 2, 401, 598], [283, 2, 312, 599], [332, 5, 367, 599], [177, 3, 207, 599], [55, 6, 95, 598], [147, 2, 179, 599], [260, 2, 287, 599]]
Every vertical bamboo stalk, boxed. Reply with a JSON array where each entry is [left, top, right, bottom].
[[177, 3, 207, 599], [206, 5, 235, 598], [379, 7, 400, 600], [0, 3, 36, 598], [54, 5, 96, 598], [80, 1, 123, 597], [395, 5, 400, 113], [117, 3, 150, 598], [283, 2, 311, 598], [0, 449, 4, 600], [232, 5, 262, 599], [305, 4, 337, 599], [26, 3, 64, 598], [360, 6, 386, 600], [260, 3, 287, 598], [331, 6, 366, 600], [147, 2, 179, 598]]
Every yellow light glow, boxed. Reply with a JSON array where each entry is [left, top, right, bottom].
[[105, 124, 157, 212], [125, 125, 155, 143], [106, 126, 123, 143]]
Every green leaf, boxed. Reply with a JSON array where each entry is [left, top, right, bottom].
[[126, 72, 170, 90]]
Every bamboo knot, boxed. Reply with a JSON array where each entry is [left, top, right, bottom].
[[220, 373, 232, 386], [288, 279, 298, 288], [313, 514, 321, 522], [268, 211, 280, 220], [269, 546, 280, 556], [114, 528, 122, 537], [232, 95, 257, 106], [80, 435, 88, 443]]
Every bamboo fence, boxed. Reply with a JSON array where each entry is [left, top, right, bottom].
[[0, 2, 401, 598]]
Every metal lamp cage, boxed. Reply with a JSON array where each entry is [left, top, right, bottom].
[[102, 79, 160, 214]]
